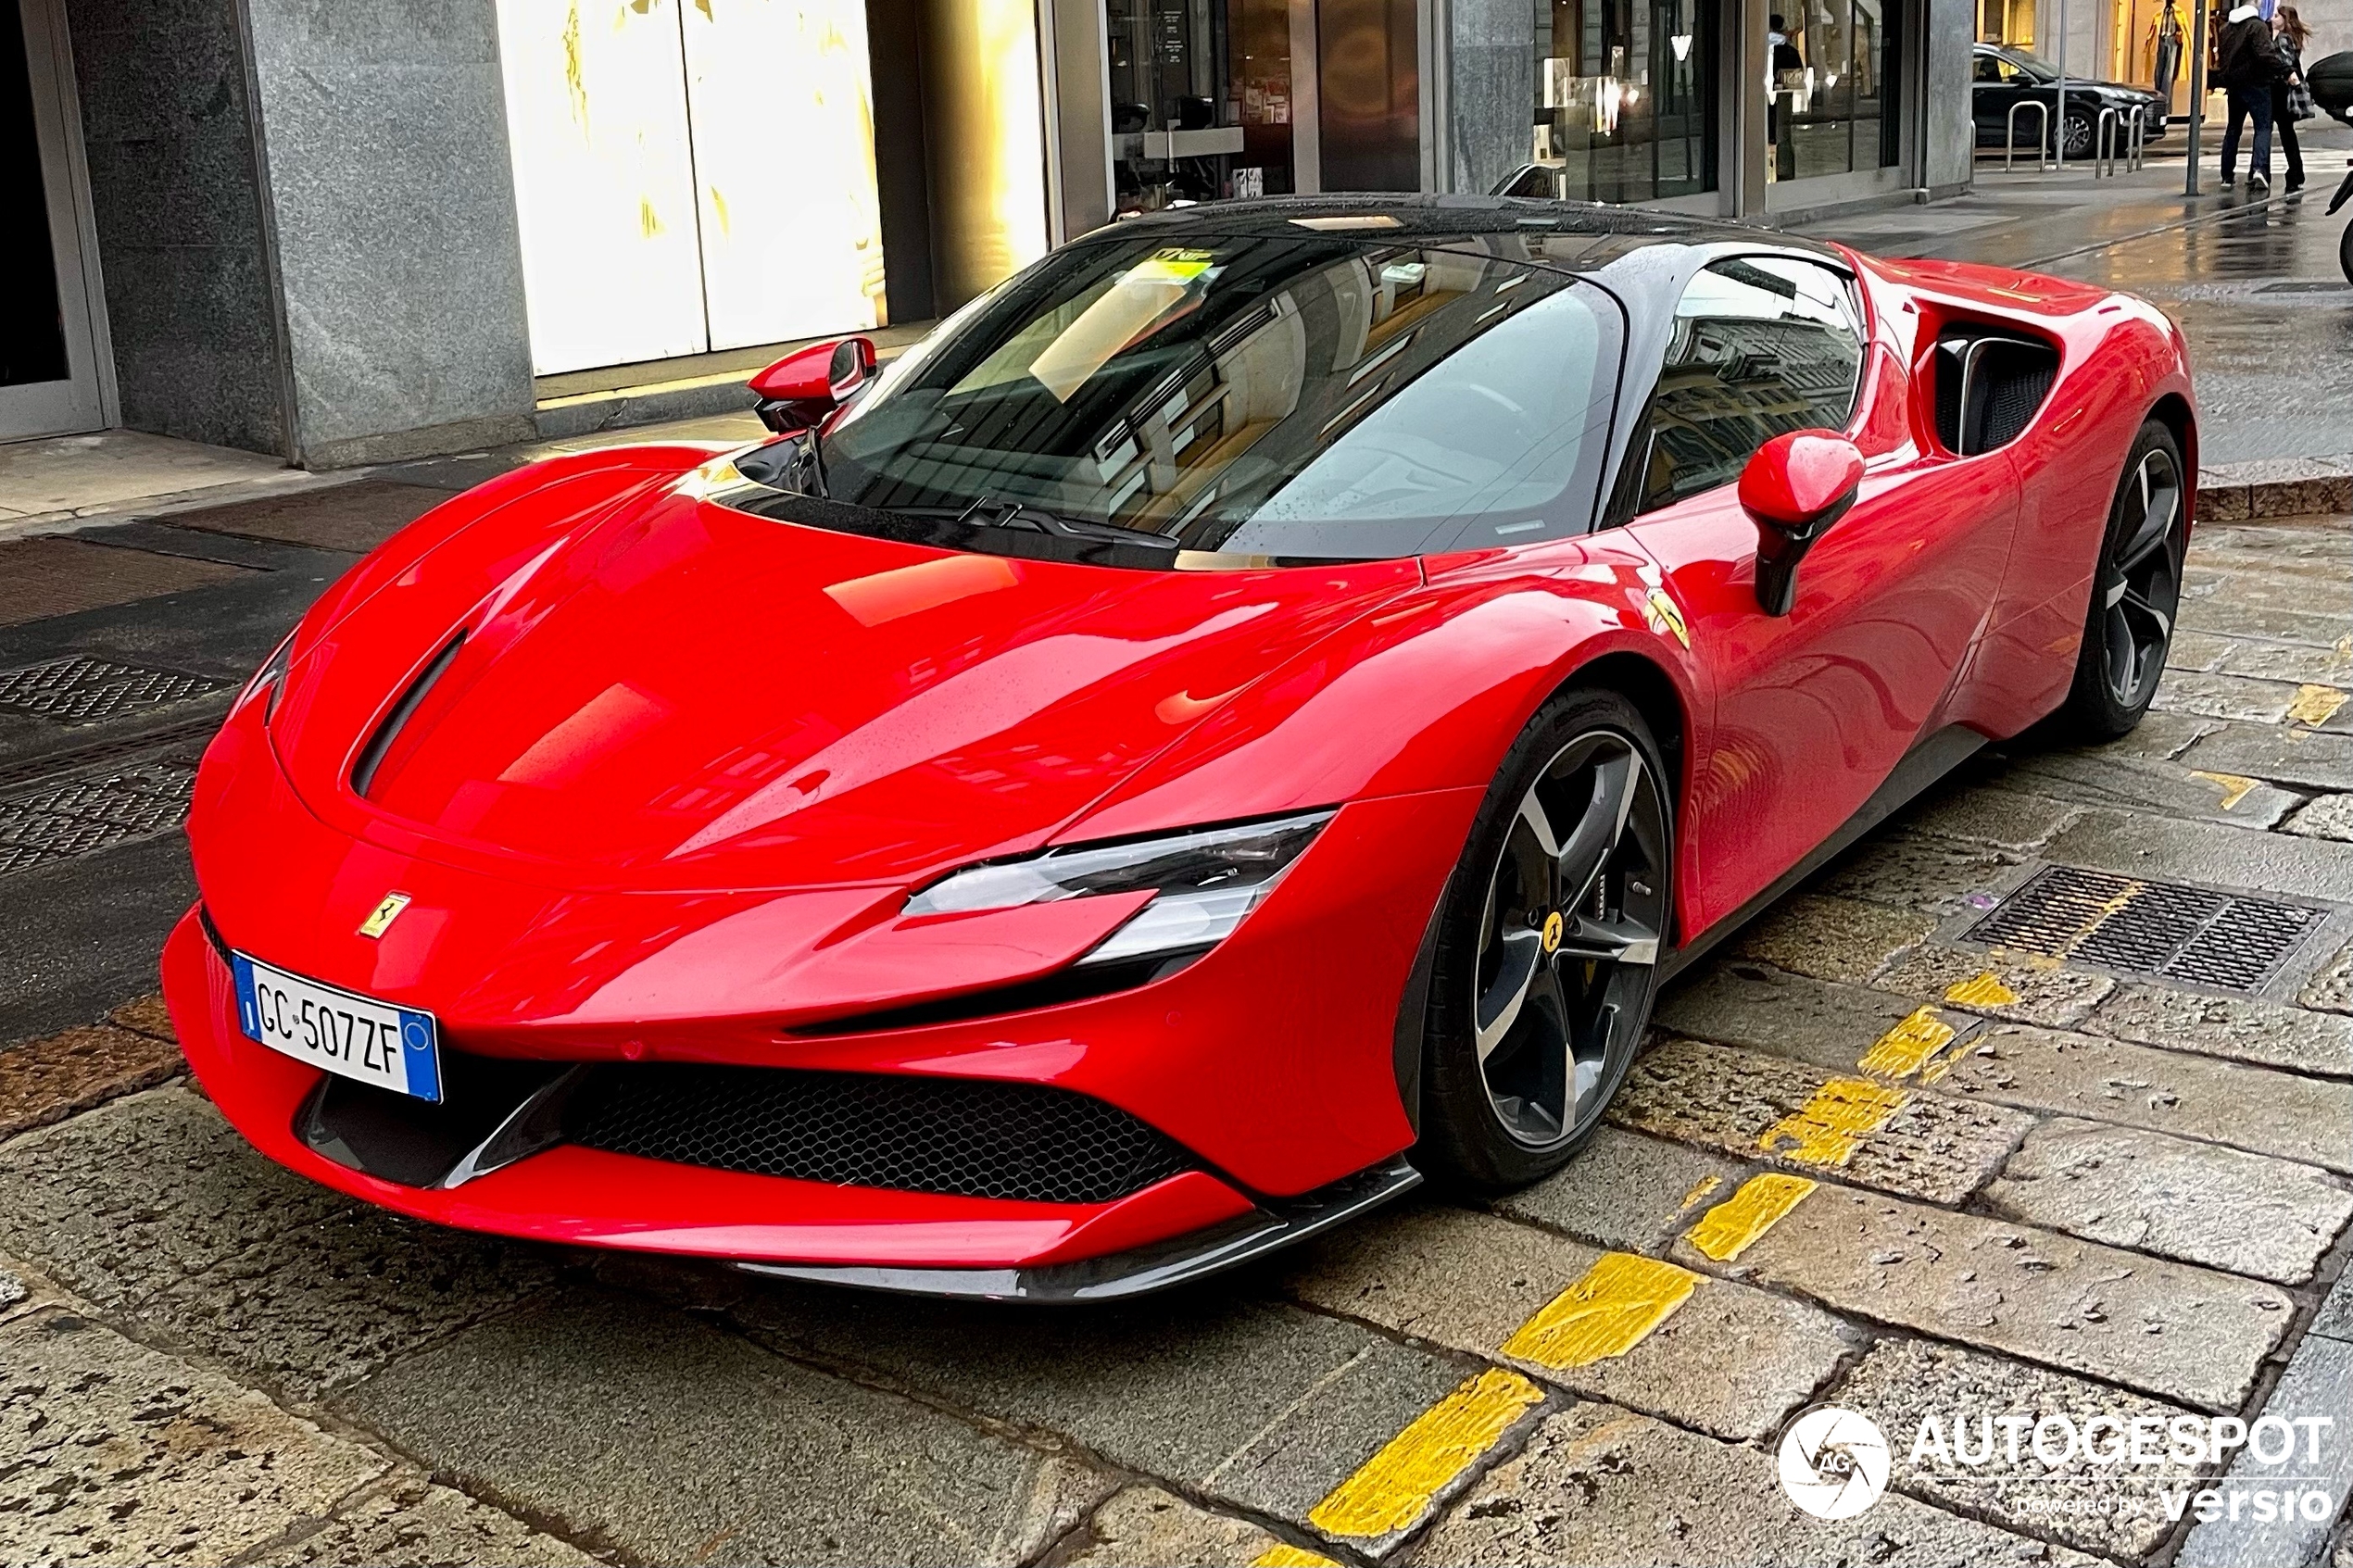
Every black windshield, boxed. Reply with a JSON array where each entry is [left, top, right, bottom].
[[719, 232, 1624, 567]]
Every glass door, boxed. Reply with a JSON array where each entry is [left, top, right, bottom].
[[2, 0, 108, 442]]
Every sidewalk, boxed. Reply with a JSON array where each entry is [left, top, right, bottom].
[[1794, 123, 2353, 467]]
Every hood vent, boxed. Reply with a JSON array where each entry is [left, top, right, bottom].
[[351, 633, 464, 798], [1932, 327, 2058, 457]]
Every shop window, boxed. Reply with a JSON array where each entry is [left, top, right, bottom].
[[1767, 0, 1904, 181], [1632, 256, 1863, 512], [1527, 0, 1718, 202]]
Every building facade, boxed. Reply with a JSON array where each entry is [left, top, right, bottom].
[[5, 0, 1974, 464]]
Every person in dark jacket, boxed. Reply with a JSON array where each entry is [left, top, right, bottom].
[[2216, 0, 2285, 190]]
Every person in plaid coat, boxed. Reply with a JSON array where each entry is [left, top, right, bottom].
[[2273, 4, 2313, 191]]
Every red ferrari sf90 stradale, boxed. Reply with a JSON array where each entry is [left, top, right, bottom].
[[164, 197, 2194, 1299]]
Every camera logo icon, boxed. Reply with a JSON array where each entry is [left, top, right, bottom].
[[1779, 1404, 1892, 1519]]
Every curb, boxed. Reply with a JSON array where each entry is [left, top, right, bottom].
[[2199, 457, 2353, 522]]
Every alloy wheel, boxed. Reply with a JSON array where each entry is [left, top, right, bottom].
[[2100, 445, 2183, 709], [1471, 730, 1668, 1150]]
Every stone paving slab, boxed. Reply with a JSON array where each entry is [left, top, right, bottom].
[[1050, 1486, 1298, 1567], [0, 1088, 350, 1310], [1413, 1402, 2098, 1567], [1939, 1023, 2353, 1174], [2174, 594, 2353, 649], [138, 1207, 561, 1399], [1875, 947, 2116, 1029], [271, 1474, 598, 1568], [2302, 936, 2353, 1014], [0, 1310, 385, 1566], [1673, 1183, 2294, 1411], [730, 1281, 1476, 1537], [2085, 980, 2353, 1077], [335, 1288, 1110, 1567], [1976, 1123, 2343, 1278], [1813, 833, 2020, 918], [1896, 784, 2087, 853], [1978, 1118, 2353, 1285], [1729, 895, 1940, 985], [2288, 795, 2353, 841], [2214, 635, 2353, 687], [1831, 1336, 2206, 1561], [2180, 721, 2353, 795], [1611, 1036, 2034, 1206], [1994, 750, 2300, 830], [1659, 962, 1934, 1073], [0, 1022, 184, 1138], [2153, 671, 2305, 724], [1490, 1125, 1753, 1256], [2042, 806, 2353, 906], [106, 992, 176, 1042], [1283, 1204, 1855, 1443], [2173, 1329, 2353, 1568]]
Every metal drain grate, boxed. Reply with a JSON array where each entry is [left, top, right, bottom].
[[0, 760, 196, 875], [1966, 863, 2324, 993], [0, 655, 227, 724]]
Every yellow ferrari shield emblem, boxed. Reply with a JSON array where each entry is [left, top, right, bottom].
[[1643, 588, 1691, 649], [1541, 911, 1565, 953], [358, 893, 411, 939]]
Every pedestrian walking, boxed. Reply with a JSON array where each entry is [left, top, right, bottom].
[[2216, 0, 2286, 190], [2272, 3, 2313, 191]]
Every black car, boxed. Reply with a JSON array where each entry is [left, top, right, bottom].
[[1972, 44, 2170, 158]]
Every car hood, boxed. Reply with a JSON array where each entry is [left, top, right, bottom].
[[269, 478, 1421, 892]]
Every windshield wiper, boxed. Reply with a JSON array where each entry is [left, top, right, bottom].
[[944, 498, 1180, 551]]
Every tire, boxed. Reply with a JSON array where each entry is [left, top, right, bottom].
[[1416, 688, 1674, 1191], [2049, 418, 2189, 743], [2339, 218, 2352, 284], [2058, 111, 2095, 159]]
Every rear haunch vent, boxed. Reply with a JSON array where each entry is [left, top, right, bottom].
[[350, 633, 462, 797], [1933, 328, 2058, 457], [567, 1065, 1199, 1204]]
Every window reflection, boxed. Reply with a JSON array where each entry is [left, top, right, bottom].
[[1523, 0, 1718, 202], [1768, 0, 1903, 181]]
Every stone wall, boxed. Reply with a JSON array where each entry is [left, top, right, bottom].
[[241, 0, 535, 467], [66, 0, 288, 455]]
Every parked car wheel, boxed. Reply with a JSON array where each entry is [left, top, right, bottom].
[[2054, 419, 2188, 741]]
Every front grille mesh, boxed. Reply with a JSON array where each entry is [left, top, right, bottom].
[[1966, 863, 2323, 993], [566, 1065, 1197, 1205]]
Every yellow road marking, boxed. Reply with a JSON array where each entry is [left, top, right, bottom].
[[1944, 971, 2020, 1007], [1252, 1548, 1340, 1568], [1678, 1173, 1724, 1210], [2189, 770, 2261, 810], [1500, 1253, 1701, 1369], [1759, 1077, 1910, 1166], [1685, 1173, 1819, 1261], [2287, 684, 2347, 727], [1856, 1007, 1958, 1081], [1305, 1368, 1543, 1539]]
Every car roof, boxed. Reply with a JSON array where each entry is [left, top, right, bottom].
[[1083, 193, 1849, 274]]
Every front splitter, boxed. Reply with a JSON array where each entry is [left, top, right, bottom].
[[736, 1156, 1423, 1302]]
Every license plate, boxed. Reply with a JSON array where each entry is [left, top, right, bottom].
[[232, 953, 441, 1102]]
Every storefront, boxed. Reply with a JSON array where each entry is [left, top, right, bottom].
[[7, 0, 1970, 458]]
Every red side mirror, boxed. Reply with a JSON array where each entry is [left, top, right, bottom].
[[749, 336, 877, 432], [1738, 430, 1865, 616]]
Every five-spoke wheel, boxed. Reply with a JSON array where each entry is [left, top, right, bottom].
[[2056, 418, 2189, 741], [1420, 690, 1673, 1186]]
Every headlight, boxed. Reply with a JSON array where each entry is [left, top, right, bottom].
[[905, 810, 1335, 967], [236, 632, 296, 721]]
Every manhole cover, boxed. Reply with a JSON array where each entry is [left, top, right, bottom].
[[0, 760, 196, 876], [0, 655, 227, 724], [1966, 863, 2324, 993]]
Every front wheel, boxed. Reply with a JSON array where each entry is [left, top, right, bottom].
[[2340, 218, 2352, 283], [1416, 688, 1673, 1191], [2049, 419, 2189, 743]]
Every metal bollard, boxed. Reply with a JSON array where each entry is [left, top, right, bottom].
[[2095, 107, 2120, 176], [2127, 104, 2147, 170], [2007, 100, 2053, 172]]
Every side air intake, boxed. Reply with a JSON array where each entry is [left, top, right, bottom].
[[350, 633, 463, 798], [1932, 328, 2058, 457]]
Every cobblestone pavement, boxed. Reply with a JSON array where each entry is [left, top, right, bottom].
[[1, 493, 2349, 1566]]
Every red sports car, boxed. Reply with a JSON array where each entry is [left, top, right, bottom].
[[163, 197, 2195, 1299]]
